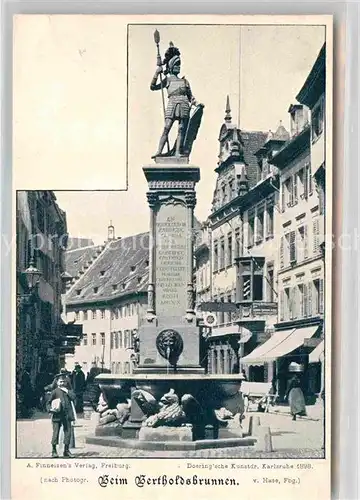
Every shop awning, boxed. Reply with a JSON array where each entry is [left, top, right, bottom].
[[211, 325, 239, 337], [210, 325, 252, 343], [241, 326, 319, 365], [309, 340, 324, 363]]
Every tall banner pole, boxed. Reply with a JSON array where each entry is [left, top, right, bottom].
[[154, 30, 170, 153]]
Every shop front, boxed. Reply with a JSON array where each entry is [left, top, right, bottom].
[[240, 324, 323, 402]]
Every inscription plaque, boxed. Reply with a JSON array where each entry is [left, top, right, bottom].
[[155, 203, 188, 316]]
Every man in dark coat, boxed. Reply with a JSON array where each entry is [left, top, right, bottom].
[[49, 376, 76, 458], [71, 362, 86, 414]]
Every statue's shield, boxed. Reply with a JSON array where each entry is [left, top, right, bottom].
[[183, 104, 204, 156]]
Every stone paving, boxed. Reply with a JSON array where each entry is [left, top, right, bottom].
[[16, 407, 324, 459]]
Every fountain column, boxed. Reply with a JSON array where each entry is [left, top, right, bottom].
[[134, 159, 204, 375]]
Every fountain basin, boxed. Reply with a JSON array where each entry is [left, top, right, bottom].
[[95, 373, 245, 412]]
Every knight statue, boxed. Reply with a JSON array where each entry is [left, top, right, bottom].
[[150, 32, 204, 159]]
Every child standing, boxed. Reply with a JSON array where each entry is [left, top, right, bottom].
[[49, 376, 76, 458]]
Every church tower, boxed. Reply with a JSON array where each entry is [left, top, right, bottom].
[[212, 96, 249, 213], [107, 220, 115, 241]]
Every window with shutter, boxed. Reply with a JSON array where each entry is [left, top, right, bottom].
[[308, 282, 313, 317], [319, 278, 324, 314], [303, 283, 308, 316], [304, 166, 309, 199], [213, 241, 218, 272], [313, 219, 320, 255], [290, 287, 296, 319], [304, 225, 308, 259], [289, 231, 296, 262], [279, 290, 284, 321], [284, 288, 291, 321], [289, 177, 294, 206], [280, 237, 284, 268], [293, 174, 298, 204], [309, 164, 313, 194]]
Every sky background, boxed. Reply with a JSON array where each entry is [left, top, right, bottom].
[[54, 23, 325, 245]]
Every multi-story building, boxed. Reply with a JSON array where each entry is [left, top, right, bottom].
[[16, 191, 79, 393], [296, 43, 326, 393], [241, 44, 326, 400], [195, 98, 286, 377], [63, 227, 149, 376]]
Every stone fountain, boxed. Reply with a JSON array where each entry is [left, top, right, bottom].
[[86, 35, 256, 451]]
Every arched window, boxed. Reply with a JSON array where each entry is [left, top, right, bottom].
[[114, 331, 119, 349]]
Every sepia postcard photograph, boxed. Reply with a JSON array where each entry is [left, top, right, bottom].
[[12, 15, 332, 500]]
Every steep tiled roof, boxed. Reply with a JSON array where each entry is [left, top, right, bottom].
[[65, 244, 104, 279], [241, 131, 268, 188], [67, 237, 95, 250], [66, 232, 149, 305]]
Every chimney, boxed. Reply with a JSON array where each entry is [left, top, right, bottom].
[[288, 104, 308, 137]]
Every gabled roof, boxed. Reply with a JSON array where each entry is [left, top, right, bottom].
[[296, 43, 325, 108], [65, 244, 104, 279], [65, 232, 149, 305]]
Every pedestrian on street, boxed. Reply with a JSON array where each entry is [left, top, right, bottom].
[[72, 362, 86, 414], [285, 374, 306, 421], [49, 376, 77, 458], [20, 366, 34, 417]]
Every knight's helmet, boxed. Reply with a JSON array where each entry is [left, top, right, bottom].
[[163, 42, 181, 75]]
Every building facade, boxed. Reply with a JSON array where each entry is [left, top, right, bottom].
[[63, 229, 149, 376], [195, 98, 283, 376], [241, 44, 326, 401], [16, 191, 77, 407]]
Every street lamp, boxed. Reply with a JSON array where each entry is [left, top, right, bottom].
[[23, 258, 42, 290], [18, 258, 42, 306]]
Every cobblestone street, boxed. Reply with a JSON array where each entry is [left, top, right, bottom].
[[17, 407, 324, 459]]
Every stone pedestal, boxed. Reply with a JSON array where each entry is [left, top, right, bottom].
[[139, 425, 193, 442], [135, 162, 204, 375]]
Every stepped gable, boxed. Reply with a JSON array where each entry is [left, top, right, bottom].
[[241, 131, 268, 189], [66, 232, 149, 304], [65, 244, 103, 279]]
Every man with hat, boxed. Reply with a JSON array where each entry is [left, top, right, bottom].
[[71, 362, 86, 414]]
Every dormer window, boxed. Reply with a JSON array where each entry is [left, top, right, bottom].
[[137, 276, 143, 284], [130, 265, 136, 273], [112, 284, 118, 291], [76, 289, 82, 296], [312, 99, 324, 142], [229, 180, 234, 200], [145, 260, 149, 267], [100, 270, 105, 276], [93, 286, 99, 293], [222, 185, 227, 204]]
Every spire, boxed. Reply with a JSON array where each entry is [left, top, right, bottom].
[[225, 95, 232, 123]]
